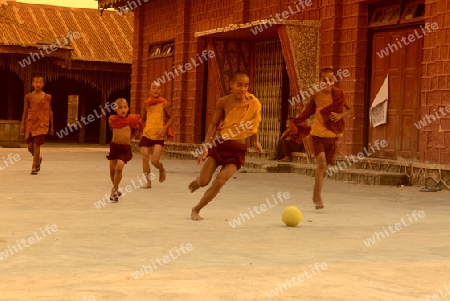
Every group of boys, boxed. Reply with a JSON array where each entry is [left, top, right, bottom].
[[20, 69, 353, 220]]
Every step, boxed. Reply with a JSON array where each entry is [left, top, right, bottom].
[[243, 159, 407, 186]]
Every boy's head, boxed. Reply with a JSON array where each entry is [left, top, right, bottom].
[[32, 76, 45, 92], [149, 82, 162, 98], [319, 68, 335, 91], [114, 98, 129, 117], [230, 72, 249, 100]]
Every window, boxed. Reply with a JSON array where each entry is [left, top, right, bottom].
[[400, 2, 425, 23], [148, 41, 174, 59], [369, 1, 425, 28], [369, 5, 401, 27]]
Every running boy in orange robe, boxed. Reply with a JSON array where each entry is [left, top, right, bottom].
[[139, 82, 173, 188], [189, 72, 263, 221], [294, 68, 354, 209], [20, 76, 54, 175], [107, 98, 142, 202]]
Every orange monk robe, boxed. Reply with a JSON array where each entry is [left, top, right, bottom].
[[25, 94, 51, 138], [109, 114, 142, 130], [142, 97, 174, 139], [218, 92, 262, 141]]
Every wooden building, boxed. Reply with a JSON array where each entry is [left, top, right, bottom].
[[0, 1, 133, 144], [97, 0, 449, 168]]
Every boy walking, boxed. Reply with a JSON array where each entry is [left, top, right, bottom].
[[189, 72, 262, 221], [20, 76, 54, 175], [139, 82, 173, 188], [107, 98, 142, 202], [294, 68, 353, 209]]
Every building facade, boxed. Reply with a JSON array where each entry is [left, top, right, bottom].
[[0, 1, 133, 145], [98, 0, 449, 166]]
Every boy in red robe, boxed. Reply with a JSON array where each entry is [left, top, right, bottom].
[[189, 72, 263, 221], [107, 98, 142, 202], [20, 76, 54, 174], [294, 68, 354, 209]]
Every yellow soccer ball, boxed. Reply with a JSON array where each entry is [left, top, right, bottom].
[[282, 206, 302, 227]]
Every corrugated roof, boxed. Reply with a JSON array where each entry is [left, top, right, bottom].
[[0, 1, 133, 64], [97, 0, 128, 9]]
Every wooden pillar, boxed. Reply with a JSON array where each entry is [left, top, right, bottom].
[[99, 93, 107, 144], [79, 87, 86, 143], [7, 76, 14, 120]]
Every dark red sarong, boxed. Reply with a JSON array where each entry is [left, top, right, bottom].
[[106, 142, 133, 163], [208, 140, 247, 170]]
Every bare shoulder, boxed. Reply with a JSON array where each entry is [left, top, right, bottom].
[[216, 95, 232, 108]]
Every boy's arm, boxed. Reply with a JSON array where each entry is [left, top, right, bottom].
[[250, 133, 263, 152], [140, 102, 147, 125], [280, 129, 289, 139], [108, 117, 113, 131], [197, 98, 225, 164], [162, 102, 173, 135], [20, 94, 29, 135], [330, 100, 354, 122], [131, 125, 140, 140], [294, 96, 316, 125], [48, 95, 54, 135]]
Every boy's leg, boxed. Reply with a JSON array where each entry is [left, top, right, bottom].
[[27, 141, 34, 156], [288, 140, 305, 153], [151, 144, 166, 182], [33, 141, 41, 171], [113, 159, 125, 192], [188, 157, 217, 193], [141, 146, 152, 188], [191, 162, 236, 221], [278, 139, 290, 162], [313, 152, 327, 209], [109, 159, 117, 184], [276, 139, 283, 160]]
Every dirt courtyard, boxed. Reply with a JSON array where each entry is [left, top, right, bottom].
[[0, 145, 449, 301]]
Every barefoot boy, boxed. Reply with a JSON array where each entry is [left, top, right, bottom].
[[294, 68, 353, 209], [20, 76, 54, 175], [139, 82, 173, 188], [189, 72, 262, 221], [107, 98, 142, 202]]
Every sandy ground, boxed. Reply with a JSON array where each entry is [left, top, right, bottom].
[[0, 145, 449, 301]]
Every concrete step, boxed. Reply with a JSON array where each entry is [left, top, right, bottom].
[[162, 149, 407, 186], [242, 160, 407, 186]]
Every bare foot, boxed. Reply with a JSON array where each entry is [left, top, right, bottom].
[[312, 197, 324, 210], [191, 209, 204, 221], [312, 185, 324, 209], [141, 181, 152, 189], [188, 180, 200, 193], [159, 169, 166, 183], [36, 157, 42, 171], [278, 156, 290, 162]]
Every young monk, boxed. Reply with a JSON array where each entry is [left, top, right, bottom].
[[20, 76, 54, 175], [107, 98, 142, 202], [276, 118, 305, 162], [139, 82, 173, 188], [189, 72, 263, 221], [294, 68, 354, 209]]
